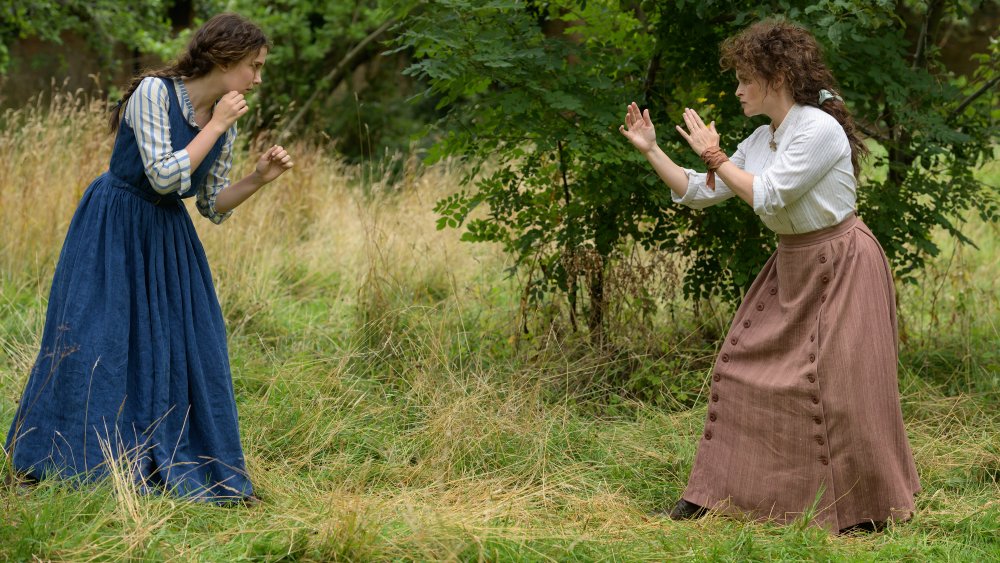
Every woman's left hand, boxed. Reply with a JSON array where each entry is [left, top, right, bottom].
[[675, 108, 720, 155], [255, 145, 294, 184]]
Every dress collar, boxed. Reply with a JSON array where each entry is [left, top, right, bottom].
[[771, 104, 803, 148], [174, 78, 200, 129]]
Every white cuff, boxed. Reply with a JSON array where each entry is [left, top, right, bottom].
[[672, 168, 703, 206]]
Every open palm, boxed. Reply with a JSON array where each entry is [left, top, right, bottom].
[[619, 102, 657, 154]]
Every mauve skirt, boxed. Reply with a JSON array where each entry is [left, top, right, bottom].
[[681, 214, 920, 532]]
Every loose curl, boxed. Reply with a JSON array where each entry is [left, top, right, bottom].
[[720, 19, 868, 178], [109, 13, 271, 133]]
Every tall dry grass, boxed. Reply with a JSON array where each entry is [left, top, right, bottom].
[[0, 87, 496, 301], [0, 88, 113, 279]]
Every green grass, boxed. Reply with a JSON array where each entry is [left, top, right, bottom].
[[1, 97, 998, 561]]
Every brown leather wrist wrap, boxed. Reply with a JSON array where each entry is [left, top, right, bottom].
[[700, 146, 729, 191]]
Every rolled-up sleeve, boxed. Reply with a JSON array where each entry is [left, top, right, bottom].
[[195, 125, 236, 225], [752, 118, 847, 217], [672, 141, 747, 209], [124, 77, 193, 196]]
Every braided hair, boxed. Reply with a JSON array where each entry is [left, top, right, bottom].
[[109, 13, 270, 133], [720, 19, 869, 178]]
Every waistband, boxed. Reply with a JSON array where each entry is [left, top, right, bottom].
[[105, 173, 180, 207], [778, 213, 860, 248]]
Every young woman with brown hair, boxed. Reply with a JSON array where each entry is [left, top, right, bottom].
[[620, 19, 920, 533], [6, 13, 292, 503]]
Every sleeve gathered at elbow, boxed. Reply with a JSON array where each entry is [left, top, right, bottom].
[[752, 116, 848, 217], [671, 142, 746, 209], [196, 125, 236, 225], [125, 78, 193, 196], [671, 169, 739, 209]]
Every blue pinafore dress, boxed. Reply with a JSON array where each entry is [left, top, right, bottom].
[[6, 78, 253, 501]]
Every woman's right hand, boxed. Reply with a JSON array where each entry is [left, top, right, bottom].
[[619, 102, 657, 154], [210, 91, 249, 133]]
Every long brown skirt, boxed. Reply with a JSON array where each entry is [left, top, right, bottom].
[[681, 215, 920, 532]]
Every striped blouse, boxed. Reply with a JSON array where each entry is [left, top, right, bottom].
[[674, 104, 857, 235], [124, 77, 235, 224]]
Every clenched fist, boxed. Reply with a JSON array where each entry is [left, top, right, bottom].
[[210, 91, 249, 132], [255, 145, 294, 184]]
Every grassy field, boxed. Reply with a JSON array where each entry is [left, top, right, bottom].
[[1, 91, 998, 562]]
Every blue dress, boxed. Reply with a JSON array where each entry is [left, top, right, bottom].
[[6, 78, 253, 501]]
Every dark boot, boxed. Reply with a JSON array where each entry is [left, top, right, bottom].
[[219, 493, 263, 508], [2, 471, 39, 491], [669, 498, 708, 520], [839, 520, 887, 534]]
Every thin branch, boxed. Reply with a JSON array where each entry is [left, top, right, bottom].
[[278, 17, 398, 139], [912, 0, 943, 70], [643, 47, 662, 101], [948, 75, 1000, 122], [856, 122, 890, 144], [859, 74, 998, 141], [911, 5, 929, 70], [558, 140, 579, 333]]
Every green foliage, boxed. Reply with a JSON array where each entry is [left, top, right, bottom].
[[401, 0, 666, 335], [831, 6, 999, 280], [0, 0, 172, 74], [399, 0, 1000, 337], [219, 0, 431, 159], [2, 0, 435, 160]]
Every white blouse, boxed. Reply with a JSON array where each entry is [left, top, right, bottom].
[[124, 77, 235, 224], [673, 104, 857, 235]]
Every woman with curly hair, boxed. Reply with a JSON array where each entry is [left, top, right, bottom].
[[620, 19, 919, 533], [6, 13, 292, 503]]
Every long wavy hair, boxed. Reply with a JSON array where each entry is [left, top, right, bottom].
[[720, 19, 868, 178], [109, 13, 270, 133]]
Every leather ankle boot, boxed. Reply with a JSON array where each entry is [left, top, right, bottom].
[[669, 498, 708, 520]]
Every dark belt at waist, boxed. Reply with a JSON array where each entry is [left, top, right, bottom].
[[105, 173, 181, 207]]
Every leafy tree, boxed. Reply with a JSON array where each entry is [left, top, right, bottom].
[[2, 0, 432, 160], [401, 0, 667, 343], [0, 0, 172, 75], [400, 0, 999, 343], [838, 0, 1000, 278], [222, 0, 427, 159]]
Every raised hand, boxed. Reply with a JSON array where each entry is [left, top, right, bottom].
[[675, 108, 720, 155], [254, 145, 294, 184], [210, 91, 249, 132], [619, 102, 657, 154]]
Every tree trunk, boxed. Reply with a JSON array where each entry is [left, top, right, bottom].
[[588, 266, 605, 348]]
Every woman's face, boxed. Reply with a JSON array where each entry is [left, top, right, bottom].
[[221, 47, 267, 94], [735, 73, 768, 117]]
